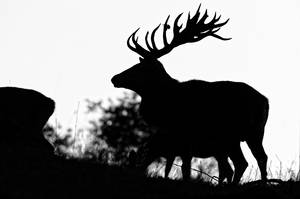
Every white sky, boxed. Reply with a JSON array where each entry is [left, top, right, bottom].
[[1, 0, 300, 177]]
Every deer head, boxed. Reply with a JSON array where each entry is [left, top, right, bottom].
[[111, 4, 231, 95]]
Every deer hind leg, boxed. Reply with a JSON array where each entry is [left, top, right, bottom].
[[164, 156, 175, 178], [229, 143, 248, 184], [216, 156, 234, 183], [246, 135, 268, 181], [181, 156, 192, 180]]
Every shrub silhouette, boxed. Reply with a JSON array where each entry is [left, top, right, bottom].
[[43, 123, 75, 157], [86, 92, 156, 165]]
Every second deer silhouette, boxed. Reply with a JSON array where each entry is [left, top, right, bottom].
[[112, 5, 269, 184]]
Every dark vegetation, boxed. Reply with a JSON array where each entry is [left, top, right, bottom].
[[1, 144, 300, 199], [42, 92, 155, 164], [86, 92, 156, 164], [1, 91, 300, 199]]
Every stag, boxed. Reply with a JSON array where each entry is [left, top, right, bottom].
[[111, 5, 269, 184], [0, 87, 55, 149]]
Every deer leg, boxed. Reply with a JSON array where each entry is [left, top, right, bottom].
[[228, 143, 248, 184], [164, 156, 175, 178], [181, 156, 192, 180], [247, 137, 268, 181], [216, 156, 233, 183]]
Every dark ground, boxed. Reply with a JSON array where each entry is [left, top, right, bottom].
[[1, 148, 300, 199], [0, 130, 298, 199]]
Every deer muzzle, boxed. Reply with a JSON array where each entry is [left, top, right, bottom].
[[111, 75, 121, 88]]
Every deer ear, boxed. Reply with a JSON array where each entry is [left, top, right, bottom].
[[139, 57, 144, 62]]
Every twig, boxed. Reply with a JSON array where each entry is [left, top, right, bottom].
[[73, 101, 80, 151], [173, 163, 219, 183]]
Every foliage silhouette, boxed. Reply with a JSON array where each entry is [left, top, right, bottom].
[[43, 123, 75, 157], [86, 92, 156, 165]]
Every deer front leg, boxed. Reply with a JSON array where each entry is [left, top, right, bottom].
[[215, 155, 234, 183], [164, 156, 175, 178], [181, 156, 192, 180]]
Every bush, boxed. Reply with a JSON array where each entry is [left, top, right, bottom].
[[86, 92, 156, 165]]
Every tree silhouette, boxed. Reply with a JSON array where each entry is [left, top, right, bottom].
[[86, 92, 156, 165]]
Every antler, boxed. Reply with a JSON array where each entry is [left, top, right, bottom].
[[127, 4, 231, 59]]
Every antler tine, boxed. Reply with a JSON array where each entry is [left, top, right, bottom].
[[210, 18, 231, 40], [184, 5, 231, 42], [145, 31, 152, 51], [150, 24, 161, 51], [145, 24, 160, 52], [200, 13, 231, 40], [173, 13, 184, 39], [197, 9, 208, 26], [190, 5, 202, 25], [127, 4, 230, 58], [127, 29, 139, 53], [215, 13, 222, 22], [127, 28, 151, 58], [151, 13, 183, 58], [162, 15, 171, 46]]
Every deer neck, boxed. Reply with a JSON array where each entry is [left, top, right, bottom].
[[139, 77, 179, 98], [139, 77, 179, 127]]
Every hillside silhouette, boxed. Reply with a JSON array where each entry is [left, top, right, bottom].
[[0, 88, 298, 199]]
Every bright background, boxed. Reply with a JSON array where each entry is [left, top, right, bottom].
[[1, 0, 300, 179]]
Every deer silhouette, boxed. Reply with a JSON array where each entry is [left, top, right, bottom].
[[111, 5, 269, 184], [131, 132, 234, 183]]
